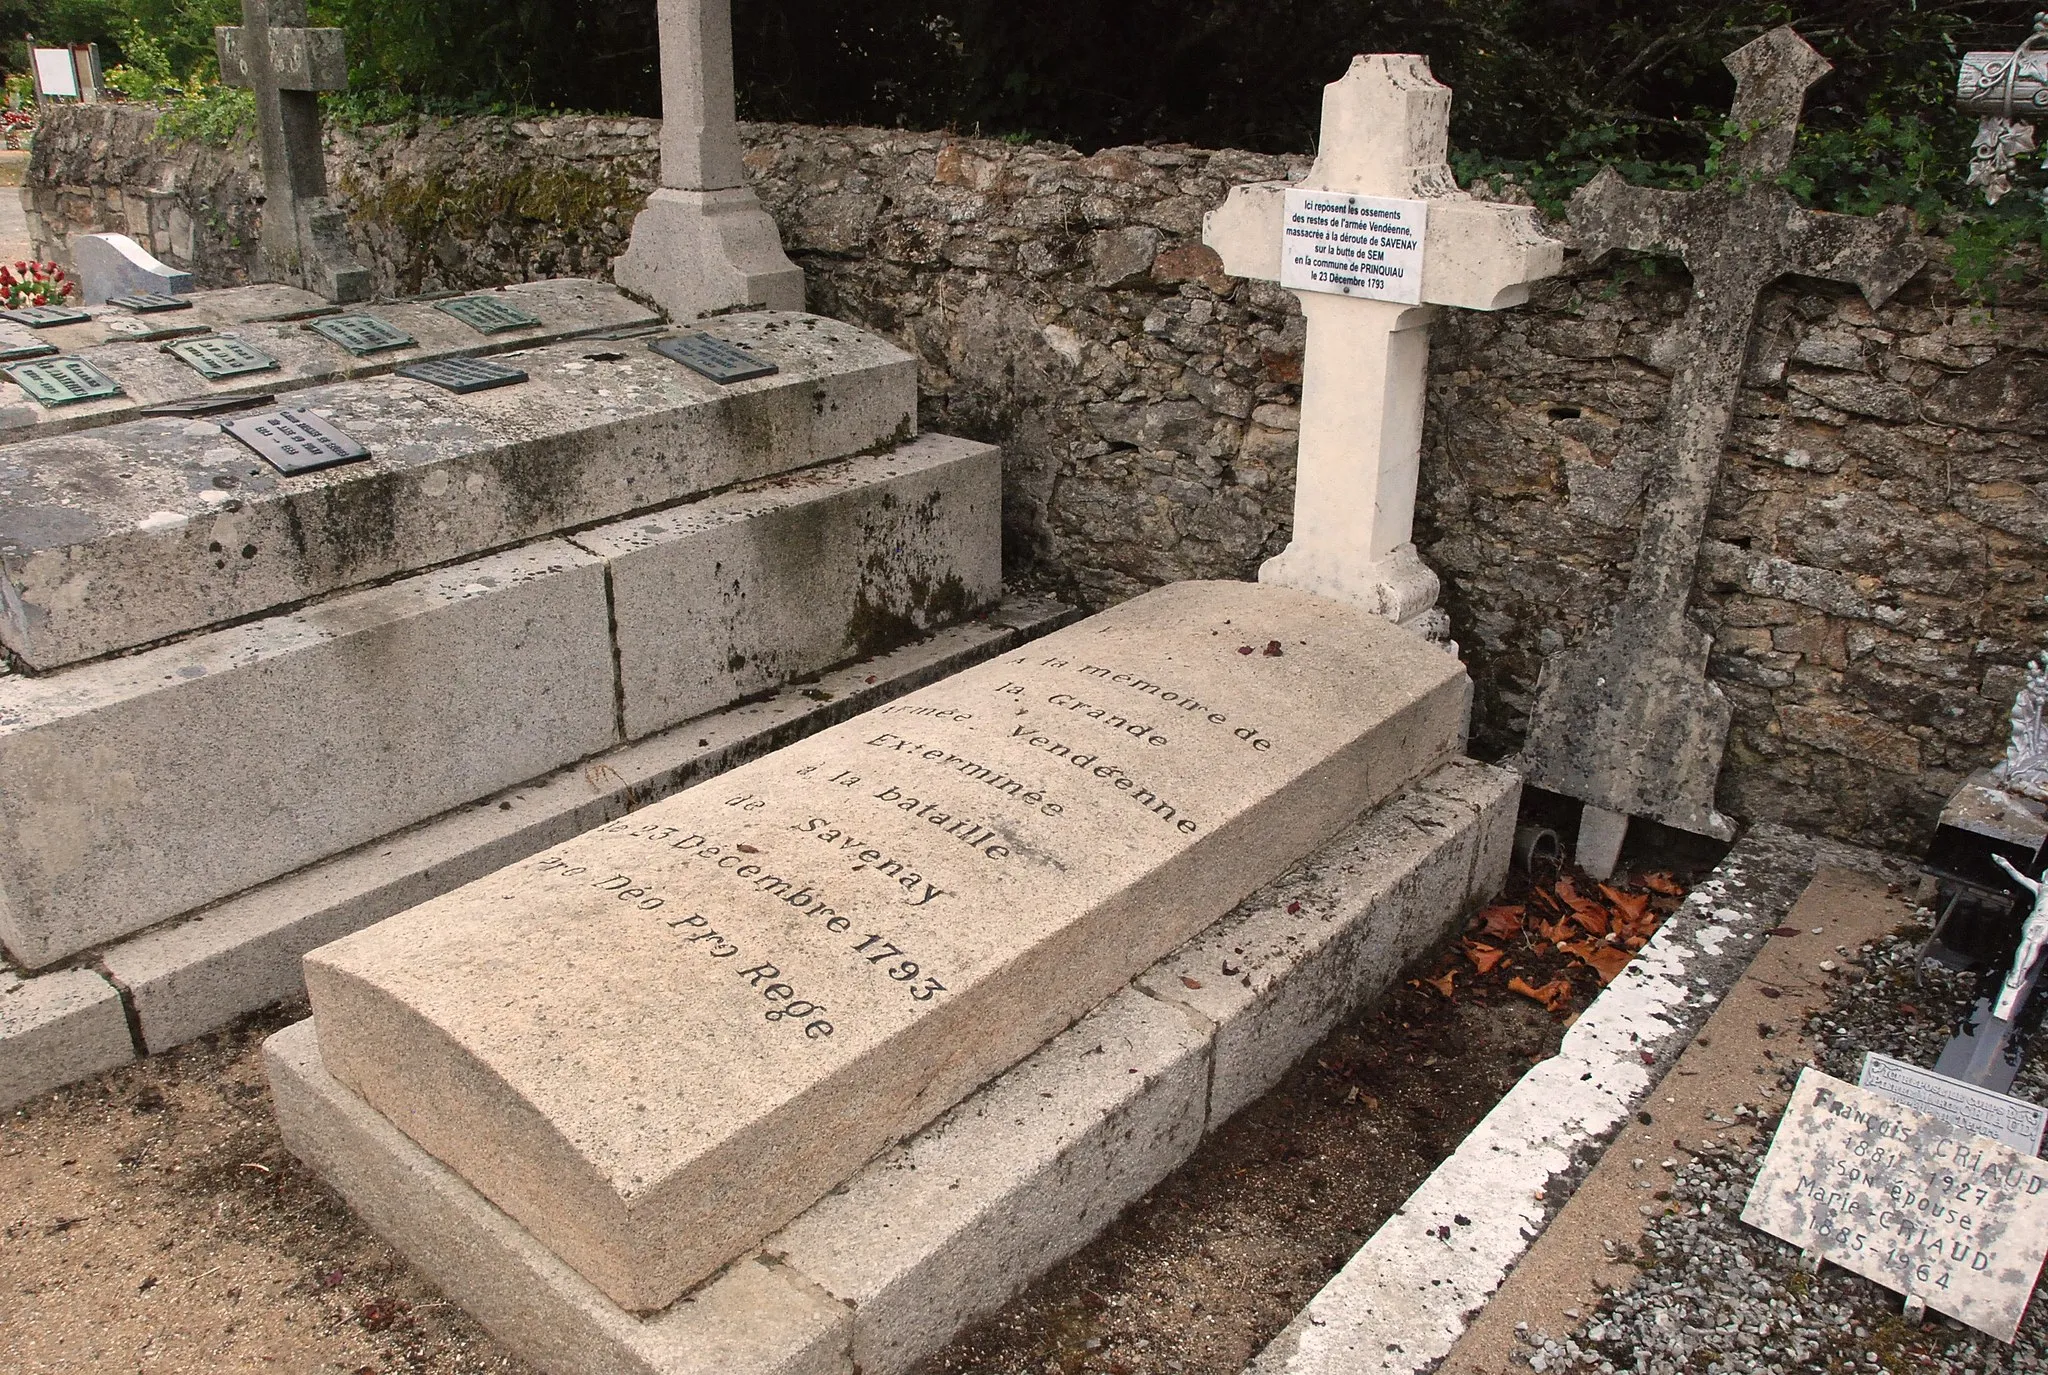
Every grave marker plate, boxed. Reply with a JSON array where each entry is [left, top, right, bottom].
[[105, 317, 211, 343], [394, 356, 529, 395], [1280, 189, 1427, 305], [1743, 1068, 2048, 1341], [650, 332, 779, 383], [108, 292, 194, 314], [8, 356, 122, 407], [224, 408, 371, 475], [434, 295, 542, 334], [0, 341, 59, 363], [140, 393, 277, 419], [164, 335, 283, 381], [308, 314, 416, 356], [1, 304, 93, 329], [1860, 1053, 2048, 1156]]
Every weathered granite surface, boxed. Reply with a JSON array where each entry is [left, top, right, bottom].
[[0, 308, 914, 668], [303, 579, 1471, 1312], [28, 104, 2048, 851]]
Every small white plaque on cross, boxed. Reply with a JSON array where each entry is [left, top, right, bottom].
[[1281, 190, 1427, 304], [1205, 55, 1563, 634]]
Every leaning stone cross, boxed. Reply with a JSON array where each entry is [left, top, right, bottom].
[[215, 0, 370, 303], [1518, 27, 1926, 877], [614, 0, 804, 320], [1205, 55, 1563, 637]]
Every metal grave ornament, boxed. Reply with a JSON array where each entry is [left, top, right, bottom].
[[164, 335, 281, 381], [1860, 1052, 2048, 1156], [108, 291, 193, 314], [1, 304, 92, 328], [650, 333, 779, 384], [0, 341, 59, 363], [434, 295, 542, 335], [394, 356, 529, 395], [8, 356, 122, 406], [1743, 1068, 2048, 1342], [1937, 855, 2048, 1093], [1959, 15, 2048, 206], [307, 313, 415, 356], [225, 408, 371, 475]]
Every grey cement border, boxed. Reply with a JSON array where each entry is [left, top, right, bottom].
[[1247, 823, 1916, 1375], [267, 759, 1521, 1375]]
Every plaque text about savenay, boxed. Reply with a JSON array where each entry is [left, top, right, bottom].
[[1280, 190, 1427, 305], [1743, 1068, 2048, 1342]]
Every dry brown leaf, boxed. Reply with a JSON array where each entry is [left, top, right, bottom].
[[1600, 884, 1651, 926], [1578, 943, 1635, 985], [1477, 904, 1525, 940], [1509, 975, 1573, 1012], [1463, 940, 1507, 975], [1641, 872, 1685, 896], [1422, 969, 1457, 999]]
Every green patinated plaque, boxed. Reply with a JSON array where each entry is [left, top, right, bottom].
[[649, 333, 779, 384], [0, 341, 59, 363], [8, 356, 122, 406], [306, 314, 416, 355], [141, 393, 276, 419], [225, 408, 370, 475], [164, 335, 281, 381], [1, 304, 92, 328], [434, 295, 542, 335], [395, 356, 528, 394], [109, 292, 193, 314]]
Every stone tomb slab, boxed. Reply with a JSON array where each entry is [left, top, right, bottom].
[[304, 579, 1471, 1313], [0, 310, 917, 669], [0, 277, 656, 441]]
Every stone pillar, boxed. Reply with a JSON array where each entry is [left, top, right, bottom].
[[614, 0, 804, 320]]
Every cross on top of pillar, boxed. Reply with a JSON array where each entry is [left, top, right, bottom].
[[1204, 55, 1563, 633], [216, 0, 369, 302]]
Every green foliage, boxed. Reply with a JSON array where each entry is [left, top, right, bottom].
[[153, 80, 249, 143]]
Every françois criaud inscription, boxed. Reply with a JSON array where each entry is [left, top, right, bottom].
[[302, 580, 1470, 1314]]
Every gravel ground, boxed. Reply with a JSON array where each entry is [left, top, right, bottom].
[[1546, 917, 2048, 1375]]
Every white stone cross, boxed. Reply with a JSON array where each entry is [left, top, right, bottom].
[[1205, 55, 1562, 636], [615, 0, 804, 320]]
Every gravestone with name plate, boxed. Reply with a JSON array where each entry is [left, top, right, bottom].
[[2, 304, 92, 329], [650, 331, 779, 383], [224, 407, 371, 475], [307, 313, 415, 355], [434, 295, 542, 335], [164, 335, 281, 381], [395, 356, 529, 395], [8, 356, 122, 406], [1861, 1053, 2048, 1156], [1744, 1068, 2048, 1341]]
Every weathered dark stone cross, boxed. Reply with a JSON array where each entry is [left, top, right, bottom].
[[215, 0, 370, 302], [1518, 27, 1926, 877]]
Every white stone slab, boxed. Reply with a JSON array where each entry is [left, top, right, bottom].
[[0, 542, 618, 968], [268, 756, 1505, 1375], [770, 986, 1210, 1375], [1744, 1068, 2048, 1342], [1860, 1052, 2048, 1157], [586, 434, 1001, 740], [0, 306, 912, 669], [73, 232, 195, 304], [267, 1023, 852, 1375], [305, 579, 1471, 1313], [0, 968, 135, 1108], [99, 597, 1075, 1056]]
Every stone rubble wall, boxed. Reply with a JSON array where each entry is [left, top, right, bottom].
[[26, 103, 2048, 852]]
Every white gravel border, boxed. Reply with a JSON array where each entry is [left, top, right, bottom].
[[1250, 824, 1896, 1375]]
